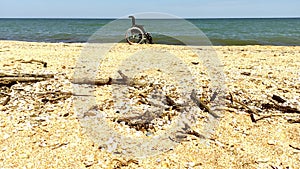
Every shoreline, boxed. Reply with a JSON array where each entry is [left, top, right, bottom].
[[0, 40, 299, 168], [2, 39, 300, 46]]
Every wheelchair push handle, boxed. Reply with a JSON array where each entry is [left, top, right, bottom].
[[128, 16, 136, 26]]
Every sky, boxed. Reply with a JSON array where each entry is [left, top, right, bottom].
[[0, 0, 300, 18]]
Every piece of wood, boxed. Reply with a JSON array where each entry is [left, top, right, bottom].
[[231, 97, 260, 116], [41, 95, 71, 103], [190, 89, 220, 118], [263, 100, 300, 114], [289, 144, 300, 151], [0, 72, 55, 85], [17, 59, 47, 67], [72, 71, 144, 86], [72, 78, 124, 86], [35, 91, 91, 97], [272, 94, 286, 103], [287, 119, 300, 123], [0, 73, 54, 78], [250, 113, 257, 123], [0, 77, 46, 85], [2, 96, 10, 106]]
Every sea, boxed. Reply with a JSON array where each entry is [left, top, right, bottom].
[[0, 18, 300, 46]]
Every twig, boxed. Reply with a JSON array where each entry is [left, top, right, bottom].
[[272, 94, 286, 103], [254, 114, 288, 122], [0, 92, 10, 97], [232, 98, 260, 116], [2, 95, 10, 106], [190, 90, 220, 118], [0, 77, 46, 85], [250, 113, 257, 123], [289, 144, 300, 151], [287, 119, 300, 123], [266, 99, 300, 114], [229, 92, 234, 104], [186, 129, 206, 139], [0, 72, 54, 78], [41, 95, 71, 103], [72, 70, 144, 86], [117, 70, 129, 83], [51, 142, 69, 150]]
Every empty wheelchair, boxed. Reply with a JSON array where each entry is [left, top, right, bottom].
[[125, 16, 153, 45]]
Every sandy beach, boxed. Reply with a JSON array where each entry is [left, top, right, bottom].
[[0, 40, 299, 168]]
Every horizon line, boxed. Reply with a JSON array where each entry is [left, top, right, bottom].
[[0, 16, 299, 19]]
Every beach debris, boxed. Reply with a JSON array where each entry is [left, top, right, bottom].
[[191, 89, 219, 118], [272, 94, 286, 103], [226, 91, 300, 123], [72, 70, 146, 87], [289, 144, 300, 151], [51, 142, 69, 150], [0, 92, 11, 106], [0, 72, 55, 86], [227, 92, 259, 116], [110, 158, 139, 168], [287, 119, 300, 123], [16, 59, 48, 68], [241, 72, 251, 76], [262, 100, 300, 114]]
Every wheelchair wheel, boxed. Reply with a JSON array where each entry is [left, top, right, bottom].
[[125, 27, 144, 45]]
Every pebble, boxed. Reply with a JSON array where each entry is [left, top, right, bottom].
[[267, 140, 277, 145], [2, 147, 7, 151], [3, 133, 10, 140], [186, 162, 195, 167]]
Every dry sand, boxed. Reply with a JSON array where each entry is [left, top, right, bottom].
[[0, 40, 299, 168]]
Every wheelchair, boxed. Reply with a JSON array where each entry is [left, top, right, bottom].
[[125, 16, 153, 45]]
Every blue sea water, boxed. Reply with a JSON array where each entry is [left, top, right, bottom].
[[0, 18, 300, 45]]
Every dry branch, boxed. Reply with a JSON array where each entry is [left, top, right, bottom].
[[263, 100, 300, 114], [0, 73, 54, 78], [72, 71, 144, 86], [0, 73, 55, 85], [1, 96, 10, 106], [16, 59, 47, 67], [289, 144, 300, 151], [0, 77, 46, 83], [190, 89, 220, 118], [287, 119, 300, 123]]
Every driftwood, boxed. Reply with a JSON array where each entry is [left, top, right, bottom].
[[272, 94, 286, 103], [229, 94, 260, 116], [74, 71, 220, 119], [0, 72, 54, 78], [0, 77, 46, 84], [16, 59, 47, 67], [0, 73, 55, 85], [72, 70, 145, 86], [287, 119, 300, 123], [262, 101, 300, 114], [228, 92, 300, 123]]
